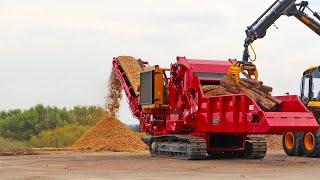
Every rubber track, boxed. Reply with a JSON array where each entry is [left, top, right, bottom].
[[244, 135, 267, 159], [149, 135, 207, 160]]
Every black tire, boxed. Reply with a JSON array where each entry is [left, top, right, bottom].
[[302, 130, 320, 157], [295, 132, 304, 156], [282, 132, 303, 156]]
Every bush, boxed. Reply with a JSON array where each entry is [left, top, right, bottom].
[[0, 109, 39, 140], [72, 106, 104, 126], [29, 125, 89, 148], [0, 104, 104, 141], [0, 137, 28, 149], [127, 124, 139, 132]]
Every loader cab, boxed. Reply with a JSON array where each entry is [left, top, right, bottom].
[[300, 66, 320, 119]]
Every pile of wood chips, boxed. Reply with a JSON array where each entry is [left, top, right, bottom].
[[72, 56, 147, 152], [71, 116, 147, 152], [221, 77, 282, 111]]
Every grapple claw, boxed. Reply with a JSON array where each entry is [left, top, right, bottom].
[[227, 61, 258, 85]]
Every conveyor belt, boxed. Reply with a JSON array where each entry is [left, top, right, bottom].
[[116, 56, 143, 96]]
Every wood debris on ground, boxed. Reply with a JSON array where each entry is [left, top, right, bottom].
[[0, 149, 39, 156], [75, 56, 147, 152], [266, 135, 282, 151]]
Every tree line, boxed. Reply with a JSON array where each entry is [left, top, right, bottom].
[[0, 104, 104, 141]]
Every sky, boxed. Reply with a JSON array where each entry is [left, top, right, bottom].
[[0, 0, 319, 124]]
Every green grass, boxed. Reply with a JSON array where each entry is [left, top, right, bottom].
[[29, 125, 90, 148], [0, 125, 90, 149], [0, 137, 28, 149]]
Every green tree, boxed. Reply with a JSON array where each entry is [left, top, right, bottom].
[[29, 125, 89, 148], [0, 104, 104, 141], [0, 109, 39, 140], [0, 111, 7, 120]]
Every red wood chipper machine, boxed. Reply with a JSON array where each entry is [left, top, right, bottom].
[[112, 56, 319, 160]]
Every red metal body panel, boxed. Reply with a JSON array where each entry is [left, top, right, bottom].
[[112, 56, 319, 153], [112, 58, 142, 118], [187, 59, 234, 73]]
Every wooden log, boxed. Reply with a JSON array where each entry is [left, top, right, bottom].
[[221, 77, 279, 111], [261, 85, 273, 93], [239, 79, 263, 90], [240, 78, 274, 94], [257, 100, 271, 111], [242, 78, 263, 86], [239, 80, 252, 88], [266, 94, 282, 105], [251, 87, 271, 98], [251, 87, 282, 106], [220, 79, 241, 94], [244, 88, 278, 111]]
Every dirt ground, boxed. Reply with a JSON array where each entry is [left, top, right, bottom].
[[1, 150, 320, 180]]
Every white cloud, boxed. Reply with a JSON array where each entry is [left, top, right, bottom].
[[0, 0, 319, 124]]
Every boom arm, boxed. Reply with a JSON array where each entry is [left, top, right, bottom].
[[242, 0, 320, 62]]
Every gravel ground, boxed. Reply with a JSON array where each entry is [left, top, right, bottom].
[[1, 150, 320, 180]]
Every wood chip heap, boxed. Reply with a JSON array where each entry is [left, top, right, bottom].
[[71, 116, 147, 152], [72, 56, 147, 152], [221, 77, 282, 111]]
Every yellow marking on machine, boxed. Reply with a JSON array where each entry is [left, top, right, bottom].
[[304, 66, 320, 73], [308, 101, 320, 108], [227, 61, 258, 85]]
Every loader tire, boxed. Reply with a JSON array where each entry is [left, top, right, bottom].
[[282, 132, 303, 156], [302, 130, 320, 158]]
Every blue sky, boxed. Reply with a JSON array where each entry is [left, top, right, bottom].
[[0, 0, 319, 124]]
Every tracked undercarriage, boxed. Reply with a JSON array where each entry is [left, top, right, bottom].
[[144, 135, 267, 160], [244, 135, 268, 159], [148, 135, 207, 160]]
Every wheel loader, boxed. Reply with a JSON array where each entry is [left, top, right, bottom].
[[229, 0, 320, 157], [283, 66, 320, 157]]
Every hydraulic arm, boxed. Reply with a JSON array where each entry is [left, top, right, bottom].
[[243, 0, 320, 62], [229, 0, 320, 84]]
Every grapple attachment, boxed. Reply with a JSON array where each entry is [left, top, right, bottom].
[[227, 61, 258, 85]]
